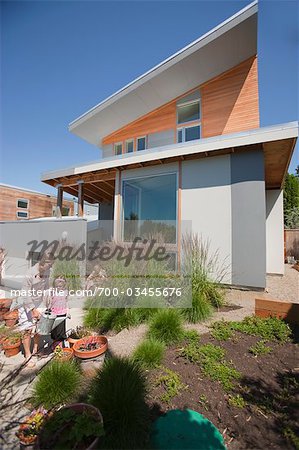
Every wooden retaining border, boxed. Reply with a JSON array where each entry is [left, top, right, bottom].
[[255, 298, 299, 325]]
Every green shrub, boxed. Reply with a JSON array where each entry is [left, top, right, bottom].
[[156, 367, 186, 403], [183, 329, 200, 343], [249, 340, 272, 356], [51, 258, 81, 290], [32, 360, 81, 409], [133, 339, 165, 369], [89, 357, 150, 449], [148, 309, 184, 344], [182, 289, 213, 323]]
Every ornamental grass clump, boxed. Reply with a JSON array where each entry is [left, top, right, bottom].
[[133, 338, 165, 368], [148, 309, 184, 344], [32, 359, 81, 409], [181, 233, 227, 323], [89, 357, 150, 449]]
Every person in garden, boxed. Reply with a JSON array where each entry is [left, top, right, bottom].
[[49, 275, 69, 347], [15, 252, 54, 367]]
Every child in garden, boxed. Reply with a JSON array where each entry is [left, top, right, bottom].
[[49, 275, 69, 346]]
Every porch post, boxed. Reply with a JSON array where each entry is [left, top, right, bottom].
[[77, 180, 84, 217], [56, 184, 63, 218]]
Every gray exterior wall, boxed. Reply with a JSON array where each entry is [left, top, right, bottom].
[[230, 151, 266, 288], [147, 130, 175, 149], [266, 189, 284, 274], [102, 144, 114, 158]]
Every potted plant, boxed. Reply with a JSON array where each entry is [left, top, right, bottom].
[[17, 407, 50, 447], [67, 326, 91, 347], [3, 309, 19, 328], [2, 331, 22, 357], [73, 336, 108, 360], [53, 345, 73, 361], [0, 324, 10, 350], [0, 298, 11, 321], [35, 403, 104, 449]]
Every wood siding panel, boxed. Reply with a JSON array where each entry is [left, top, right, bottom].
[[201, 57, 259, 138], [0, 187, 74, 221], [102, 102, 176, 146], [103, 56, 259, 149]]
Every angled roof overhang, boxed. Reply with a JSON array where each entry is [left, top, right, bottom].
[[69, 1, 258, 148], [42, 122, 298, 203]]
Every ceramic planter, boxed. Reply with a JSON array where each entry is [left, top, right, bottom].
[[35, 403, 103, 450], [2, 338, 21, 357], [67, 336, 79, 347], [54, 347, 74, 361], [73, 335, 108, 359], [3, 310, 18, 328]]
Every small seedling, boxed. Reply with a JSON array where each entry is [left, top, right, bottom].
[[228, 394, 246, 408], [249, 340, 272, 356], [198, 394, 209, 410], [211, 321, 234, 341], [156, 367, 186, 403]]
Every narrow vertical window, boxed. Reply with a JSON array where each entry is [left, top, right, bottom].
[[137, 136, 146, 151], [125, 139, 134, 153], [114, 143, 123, 155]]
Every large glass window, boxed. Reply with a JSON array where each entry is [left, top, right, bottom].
[[122, 173, 177, 242], [177, 101, 200, 124]]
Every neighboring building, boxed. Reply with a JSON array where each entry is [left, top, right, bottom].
[[41, 1, 298, 288], [0, 183, 74, 221]]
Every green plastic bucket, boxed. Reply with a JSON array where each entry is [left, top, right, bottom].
[[151, 409, 226, 450]]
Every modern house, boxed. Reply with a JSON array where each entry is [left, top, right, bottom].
[[0, 183, 74, 221], [41, 1, 298, 289]]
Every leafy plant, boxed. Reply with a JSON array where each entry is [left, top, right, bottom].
[[228, 394, 246, 408], [183, 329, 200, 343], [3, 330, 22, 344], [156, 367, 186, 403], [17, 407, 49, 445], [133, 339, 165, 368], [211, 321, 234, 341], [283, 426, 299, 449], [68, 326, 91, 339], [180, 342, 240, 391], [89, 357, 150, 449], [249, 340, 272, 356], [38, 407, 104, 449], [32, 359, 81, 409], [230, 316, 291, 343], [148, 309, 184, 344]]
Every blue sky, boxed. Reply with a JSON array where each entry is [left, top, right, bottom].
[[1, 0, 298, 196]]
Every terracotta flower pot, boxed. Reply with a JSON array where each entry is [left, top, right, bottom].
[[35, 403, 103, 450], [3, 310, 18, 328], [54, 347, 74, 361], [67, 336, 79, 347], [73, 335, 108, 360], [0, 298, 11, 321], [2, 338, 21, 357]]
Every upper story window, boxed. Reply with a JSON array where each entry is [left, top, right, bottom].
[[114, 142, 123, 156], [17, 210, 28, 219], [17, 198, 29, 209], [177, 101, 200, 125], [177, 98, 201, 143], [137, 136, 146, 151], [125, 139, 134, 153]]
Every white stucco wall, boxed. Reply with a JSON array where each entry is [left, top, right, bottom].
[[266, 189, 284, 274], [181, 156, 232, 284]]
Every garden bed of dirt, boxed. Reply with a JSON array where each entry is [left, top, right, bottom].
[[147, 331, 299, 449]]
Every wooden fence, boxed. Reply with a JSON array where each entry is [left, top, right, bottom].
[[284, 229, 299, 260]]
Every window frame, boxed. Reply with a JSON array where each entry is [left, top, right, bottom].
[[125, 139, 134, 153], [136, 136, 147, 152], [114, 142, 123, 156], [121, 171, 179, 244], [176, 99, 200, 126], [16, 198, 29, 209], [16, 210, 29, 219], [177, 123, 201, 143]]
